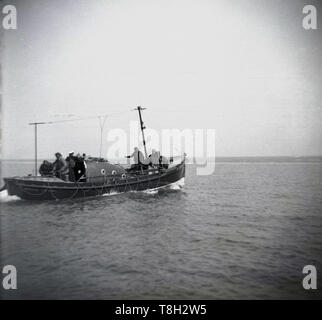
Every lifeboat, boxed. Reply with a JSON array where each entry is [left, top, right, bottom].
[[2, 156, 185, 201]]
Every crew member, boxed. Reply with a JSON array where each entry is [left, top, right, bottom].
[[65, 151, 76, 182], [74, 153, 86, 181], [159, 155, 169, 169], [39, 160, 54, 176], [151, 149, 161, 167], [126, 147, 146, 170], [53, 152, 68, 180]]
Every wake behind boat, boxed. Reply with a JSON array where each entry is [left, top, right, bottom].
[[1, 107, 186, 201]]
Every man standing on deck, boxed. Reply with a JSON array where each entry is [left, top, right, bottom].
[[150, 149, 161, 167], [53, 152, 68, 180], [74, 153, 86, 181], [66, 151, 76, 182], [126, 147, 146, 170]]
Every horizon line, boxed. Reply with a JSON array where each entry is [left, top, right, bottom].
[[1, 155, 322, 162]]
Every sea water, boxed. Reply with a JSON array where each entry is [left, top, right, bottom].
[[1, 160, 321, 299]]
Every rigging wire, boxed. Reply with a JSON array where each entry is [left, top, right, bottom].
[[30, 109, 130, 125]]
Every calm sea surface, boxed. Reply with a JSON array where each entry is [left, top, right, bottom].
[[1, 160, 322, 299]]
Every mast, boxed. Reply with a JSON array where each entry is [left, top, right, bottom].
[[29, 122, 46, 176], [134, 106, 148, 158]]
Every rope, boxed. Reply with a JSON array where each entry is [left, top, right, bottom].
[[31, 110, 130, 125]]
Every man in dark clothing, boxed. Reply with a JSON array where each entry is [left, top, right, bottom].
[[39, 160, 54, 176], [65, 151, 76, 182], [74, 153, 86, 181]]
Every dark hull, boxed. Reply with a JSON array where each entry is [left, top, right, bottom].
[[3, 161, 185, 201]]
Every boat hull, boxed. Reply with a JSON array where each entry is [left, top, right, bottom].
[[3, 161, 185, 201]]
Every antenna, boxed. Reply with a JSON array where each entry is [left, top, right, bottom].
[[133, 106, 148, 158], [98, 115, 108, 158], [28, 114, 109, 175]]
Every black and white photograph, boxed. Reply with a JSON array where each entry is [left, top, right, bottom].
[[0, 0, 321, 306]]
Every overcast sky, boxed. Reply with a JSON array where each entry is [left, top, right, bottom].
[[1, 0, 322, 159]]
